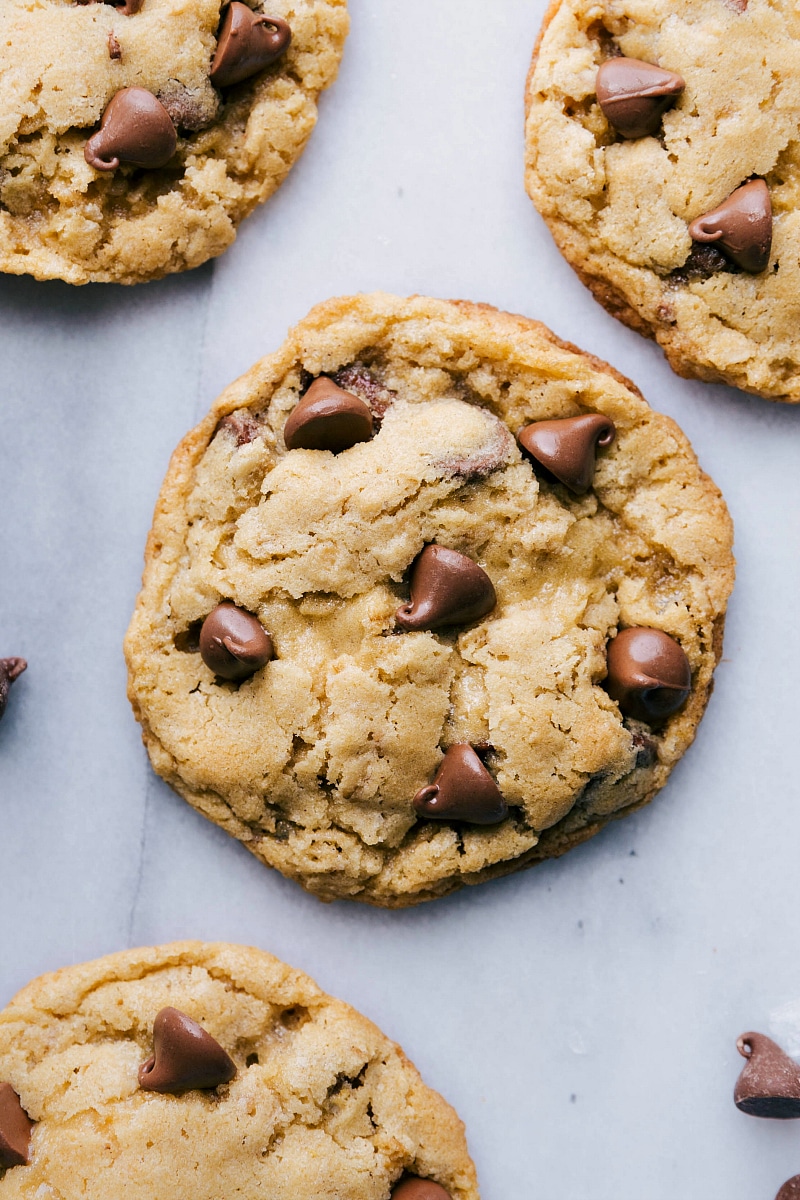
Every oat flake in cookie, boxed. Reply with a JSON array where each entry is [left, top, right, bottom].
[[125, 294, 735, 907], [0, 0, 348, 284], [525, 0, 800, 401], [0, 942, 476, 1197]]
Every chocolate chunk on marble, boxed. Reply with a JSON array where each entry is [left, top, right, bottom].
[[284, 378, 373, 453], [210, 2, 291, 89], [0, 1083, 33, 1169], [413, 744, 508, 825], [688, 180, 772, 273], [776, 1177, 800, 1200], [395, 545, 496, 632], [85, 88, 177, 171], [139, 1008, 236, 1094], [606, 628, 691, 724], [199, 603, 273, 681], [596, 57, 684, 138], [518, 414, 615, 495], [735, 1033, 800, 1118], [0, 658, 26, 723]]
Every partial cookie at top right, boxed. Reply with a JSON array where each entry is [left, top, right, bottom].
[[525, 0, 800, 401]]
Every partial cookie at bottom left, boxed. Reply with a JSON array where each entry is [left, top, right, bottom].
[[0, 942, 477, 1199]]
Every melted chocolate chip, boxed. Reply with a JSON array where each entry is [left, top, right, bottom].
[[518, 414, 615, 495], [108, 30, 122, 59], [210, 2, 291, 89], [392, 1180, 452, 1200], [0, 658, 26, 723], [776, 1178, 800, 1200], [0, 1084, 33, 1169], [332, 364, 397, 423], [606, 628, 691, 724], [595, 57, 684, 139], [669, 242, 736, 285], [413, 744, 508, 825], [688, 179, 772, 273], [631, 730, 658, 769], [217, 410, 264, 446], [284, 378, 373, 453], [395, 545, 496, 632], [78, 0, 143, 13], [84, 88, 176, 171], [199, 603, 273, 681], [139, 1008, 236, 1094], [735, 1033, 800, 1119]]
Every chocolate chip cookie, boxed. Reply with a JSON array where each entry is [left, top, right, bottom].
[[125, 294, 735, 907], [525, 0, 800, 401], [0, 942, 477, 1197], [0, 0, 348, 284]]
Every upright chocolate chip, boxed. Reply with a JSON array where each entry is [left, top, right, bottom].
[[0, 658, 26, 723], [84, 88, 177, 171], [606, 628, 691, 724], [392, 1180, 452, 1200], [283, 378, 373, 453], [210, 2, 292, 89], [688, 179, 772, 273], [596, 57, 685, 138], [139, 1008, 236, 1094], [413, 744, 508, 825], [776, 1177, 800, 1200], [395, 546, 496, 632], [518, 414, 615, 495], [734, 1033, 800, 1119], [0, 1084, 33, 1169], [199, 603, 273, 681]]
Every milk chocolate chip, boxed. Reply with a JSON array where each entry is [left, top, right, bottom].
[[396, 546, 496, 632], [0, 658, 26, 723], [413, 744, 508, 825], [392, 1180, 452, 1200], [596, 57, 685, 138], [199, 603, 273, 681], [84, 88, 177, 171], [210, 2, 292, 89], [284, 378, 373, 453], [777, 1178, 800, 1200], [606, 628, 691, 724], [0, 1084, 33, 1169], [139, 1008, 237, 1094], [688, 180, 772, 273], [518, 414, 615, 495], [78, 0, 144, 13], [734, 1033, 800, 1119]]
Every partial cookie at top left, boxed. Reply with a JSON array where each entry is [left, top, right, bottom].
[[0, 0, 348, 284]]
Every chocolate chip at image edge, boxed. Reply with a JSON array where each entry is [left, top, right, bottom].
[[518, 414, 616, 495], [0, 658, 26, 723], [392, 1179, 452, 1200], [595, 57, 685, 139], [688, 179, 772, 274], [84, 88, 177, 171], [395, 545, 496, 632], [284, 377, 374, 453], [0, 1083, 33, 1169], [139, 1008, 237, 1094], [777, 1178, 800, 1200], [413, 744, 508, 826], [605, 628, 691, 724], [199, 603, 273, 681], [734, 1033, 800, 1119], [210, 2, 292, 89]]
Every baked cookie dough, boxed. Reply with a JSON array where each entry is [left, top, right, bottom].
[[525, 0, 800, 401], [0, 942, 477, 1198], [0, 0, 348, 284], [125, 293, 735, 907]]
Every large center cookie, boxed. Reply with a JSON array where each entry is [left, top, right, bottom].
[[125, 294, 735, 907], [525, 0, 800, 401], [0, 0, 348, 284], [0, 942, 477, 1197]]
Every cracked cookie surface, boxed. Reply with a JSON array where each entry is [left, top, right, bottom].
[[0, 0, 347, 284], [0, 942, 477, 1197], [124, 293, 735, 907], [525, 0, 800, 401]]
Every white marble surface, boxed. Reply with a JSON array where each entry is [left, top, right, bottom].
[[2, 2, 800, 1197]]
